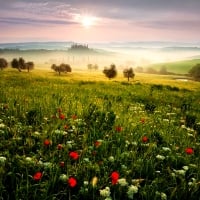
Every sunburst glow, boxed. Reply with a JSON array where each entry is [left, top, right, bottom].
[[81, 15, 97, 28]]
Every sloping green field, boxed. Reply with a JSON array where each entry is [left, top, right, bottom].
[[148, 59, 200, 74]]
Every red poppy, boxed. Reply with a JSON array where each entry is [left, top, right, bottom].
[[59, 113, 65, 120], [69, 151, 79, 160], [185, 147, 194, 155], [115, 126, 122, 132], [57, 108, 62, 113], [111, 171, 119, 185], [72, 114, 77, 120], [59, 161, 65, 167], [57, 144, 63, 150], [94, 141, 101, 148], [140, 118, 145, 123], [33, 171, 42, 181], [44, 139, 51, 146], [64, 125, 69, 130], [68, 177, 77, 188], [142, 136, 148, 143]]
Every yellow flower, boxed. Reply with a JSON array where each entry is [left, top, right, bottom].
[[91, 176, 98, 187]]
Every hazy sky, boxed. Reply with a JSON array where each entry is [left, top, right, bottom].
[[0, 0, 200, 43]]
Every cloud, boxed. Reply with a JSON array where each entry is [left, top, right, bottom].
[[0, 17, 77, 26]]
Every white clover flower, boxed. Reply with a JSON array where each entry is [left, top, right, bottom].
[[99, 187, 111, 197], [161, 192, 167, 200], [43, 162, 53, 169], [108, 156, 115, 162], [84, 181, 89, 186], [127, 185, 138, 199], [0, 123, 5, 128], [59, 174, 68, 182], [0, 156, 7, 163], [105, 197, 112, 200], [118, 178, 128, 186], [156, 155, 165, 160], [182, 166, 189, 171], [162, 147, 171, 152], [174, 169, 186, 176]]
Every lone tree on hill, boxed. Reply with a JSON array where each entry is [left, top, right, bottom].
[[51, 63, 72, 75], [189, 63, 200, 81], [0, 58, 8, 70], [11, 57, 34, 72], [123, 67, 135, 81], [103, 64, 117, 79]]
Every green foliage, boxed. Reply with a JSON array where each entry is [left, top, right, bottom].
[[103, 64, 117, 79], [11, 57, 34, 72], [0, 71, 200, 199], [0, 58, 8, 70], [51, 63, 72, 75], [189, 63, 200, 81], [123, 67, 135, 81]]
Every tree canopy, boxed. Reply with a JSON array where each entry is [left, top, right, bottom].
[[11, 57, 34, 72], [103, 64, 117, 79], [51, 63, 72, 75], [0, 58, 8, 70], [189, 63, 200, 81], [123, 67, 135, 81]]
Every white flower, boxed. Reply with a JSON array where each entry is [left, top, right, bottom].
[[0, 156, 6, 163], [174, 169, 186, 176], [162, 147, 171, 152], [161, 192, 167, 200], [108, 156, 115, 162], [156, 155, 165, 160], [99, 187, 111, 197], [182, 166, 189, 171], [118, 178, 128, 186], [127, 185, 138, 199], [0, 123, 5, 128], [59, 174, 68, 182], [84, 181, 89, 186]]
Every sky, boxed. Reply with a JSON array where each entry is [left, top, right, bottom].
[[0, 0, 200, 43]]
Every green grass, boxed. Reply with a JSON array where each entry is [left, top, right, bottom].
[[0, 69, 200, 199], [148, 59, 200, 74]]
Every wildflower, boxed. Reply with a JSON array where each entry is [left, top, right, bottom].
[[111, 171, 119, 185], [94, 140, 102, 148], [185, 147, 194, 155], [183, 166, 189, 171], [162, 147, 171, 152], [127, 185, 138, 199], [91, 176, 98, 187], [59, 161, 65, 167], [57, 144, 63, 150], [57, 108, 62, 113], [69, 151, 79, 160], [33, 172, 42, 181], [115, 126, 122, 132], [140, 118, 145, 123], [0, 156, 6, 164], [59, 113, 65, 120], [72, 114, 77, 120], [68, 177, 77, 188], [84, 181, 89, 186], [118, 178, 128, 186], [161, 192, 167, 200], [59, 174, 68, 182], [108, 156, 115, 162], [142, 136, 148, 143], [99, 187, 111, 197], [44, 139, 51, 146], [156, 155, 165, 160]]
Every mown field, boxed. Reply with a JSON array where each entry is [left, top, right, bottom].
[[0, 69, 200, 200]]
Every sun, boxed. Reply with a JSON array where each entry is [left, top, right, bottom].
[[81, 15, 97, 28]]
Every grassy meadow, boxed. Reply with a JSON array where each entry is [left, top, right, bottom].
[[0, 68, 200, 200]]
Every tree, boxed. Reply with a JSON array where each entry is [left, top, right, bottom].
[[189, 63, 200, 81], [11, 58, 21, 72], [87, 64, 98, 70], [123, 67, 135, 81], [103, 64, 117, 79], [159, 66, 168, 75], [51, 63, 72, 75], [11, 57, 34, 72], [0, 58, 8, 70]]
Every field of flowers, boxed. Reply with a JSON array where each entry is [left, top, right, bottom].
[[0, 71, 200, 200]]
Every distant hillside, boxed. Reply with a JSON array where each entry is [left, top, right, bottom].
[[147, 59, 200, 74]]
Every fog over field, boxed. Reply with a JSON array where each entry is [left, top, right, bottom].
[[1, 41, 200, 71]]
